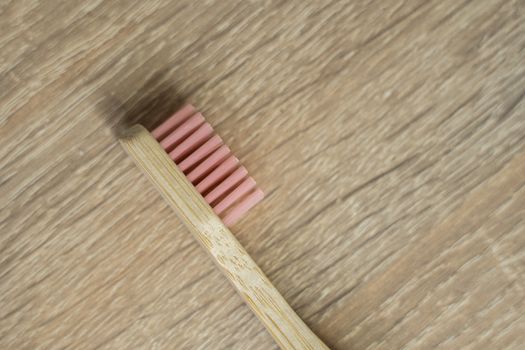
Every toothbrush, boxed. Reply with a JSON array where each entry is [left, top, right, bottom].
[[119, 104, 329, 350]]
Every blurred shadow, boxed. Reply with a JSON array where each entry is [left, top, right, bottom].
[[99, 70, 190, 138]]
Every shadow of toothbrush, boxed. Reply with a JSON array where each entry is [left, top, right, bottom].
[[98, 70, 189, 138]]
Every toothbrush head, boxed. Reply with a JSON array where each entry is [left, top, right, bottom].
[[151, 104, 264, 226]]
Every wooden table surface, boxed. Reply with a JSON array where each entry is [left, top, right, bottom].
[[1, 1, 524, 349]]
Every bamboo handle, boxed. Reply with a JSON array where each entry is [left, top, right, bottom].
[[119, 125, 329, 350]]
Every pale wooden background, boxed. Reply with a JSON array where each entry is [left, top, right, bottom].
[[1, 1, 524, 349]]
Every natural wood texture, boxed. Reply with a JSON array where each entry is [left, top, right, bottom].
[[120, 124, 329, 349], [1, 1, 524, 349]]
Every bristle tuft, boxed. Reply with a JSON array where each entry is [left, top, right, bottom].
[[152, 105, 263, 226]]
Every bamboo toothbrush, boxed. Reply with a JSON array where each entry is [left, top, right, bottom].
[[119, 104, 329, 350]]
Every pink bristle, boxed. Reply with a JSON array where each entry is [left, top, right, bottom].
[[213, 177, 256, 215], [152, 104, 196, 140], [222, 189, 264, 226], [186, 145, 230, 183], [169, 123, 213, 163], [178, 135, 223, 173], [160, 113, 204, 151], [196, 155, 239, 194], [154, 105, 263, 226], [204, 166, 248, 204]]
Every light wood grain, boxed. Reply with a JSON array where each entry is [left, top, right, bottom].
[[1, 1, 525, 349]]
